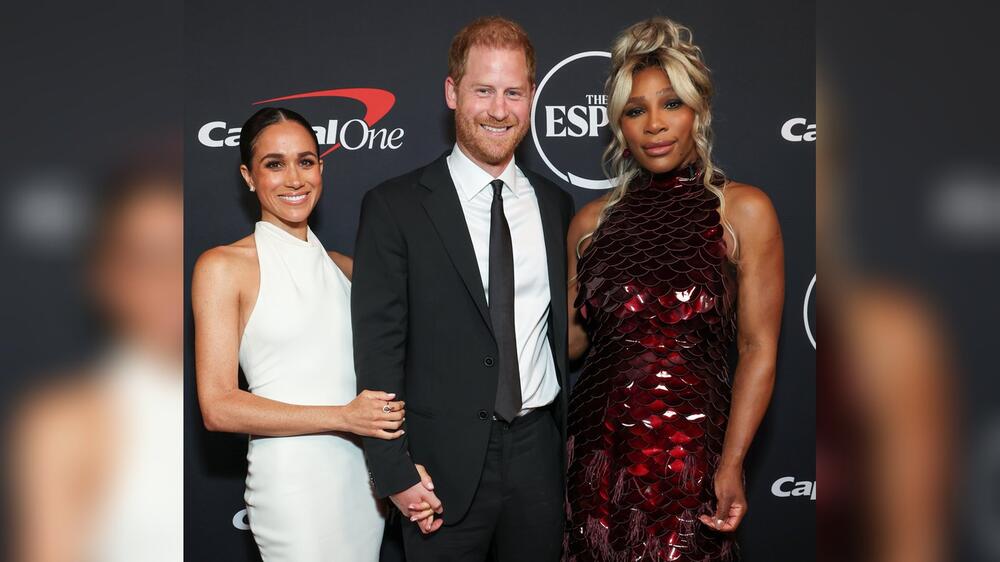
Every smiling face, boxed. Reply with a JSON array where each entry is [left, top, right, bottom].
[[620, 66, 698, 174], [445, 45, 534, 175], [239, 120, 323, 228]]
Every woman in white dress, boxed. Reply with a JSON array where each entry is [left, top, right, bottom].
[[192, 107, 410, 561]]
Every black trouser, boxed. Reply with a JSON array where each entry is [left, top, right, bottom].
[[400, 407, 564, 562]]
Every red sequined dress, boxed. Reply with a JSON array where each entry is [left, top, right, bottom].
[[566, 164, 738, 561]]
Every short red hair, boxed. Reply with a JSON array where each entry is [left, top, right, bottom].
[[448, 16, 536, 86]]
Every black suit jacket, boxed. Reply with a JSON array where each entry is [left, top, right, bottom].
[[351, 150, 575, 523]]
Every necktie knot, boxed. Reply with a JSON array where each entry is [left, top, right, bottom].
[[490, 179, 505, 199]]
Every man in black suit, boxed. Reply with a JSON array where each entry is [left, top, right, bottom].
[[352, 15, 575, 562]]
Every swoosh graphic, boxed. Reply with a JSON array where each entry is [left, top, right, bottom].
[[253, 88, 396, 157]]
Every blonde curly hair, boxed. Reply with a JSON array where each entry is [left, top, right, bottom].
[[585, 17, 737, 259]]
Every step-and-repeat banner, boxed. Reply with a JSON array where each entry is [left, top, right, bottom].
[[184, 1, 814, 559]]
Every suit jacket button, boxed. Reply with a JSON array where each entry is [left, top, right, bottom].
[[478, 409, 489, 420], [484, 356, 495, 367]]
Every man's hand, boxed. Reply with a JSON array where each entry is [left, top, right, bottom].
[[389, 464, 443, 534]]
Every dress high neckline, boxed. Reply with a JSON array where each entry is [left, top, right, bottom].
[[255, 220, 318, 248], [633, 161, 704, 192]]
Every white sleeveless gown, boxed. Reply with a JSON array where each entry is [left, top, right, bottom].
[[239, 221, 384, 561]]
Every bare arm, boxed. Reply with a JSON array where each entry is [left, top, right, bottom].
[[702, 184, 784, 531], [567, 197, 605, 361], [192, 248, 402, 438], [720, 185, 784, 468]]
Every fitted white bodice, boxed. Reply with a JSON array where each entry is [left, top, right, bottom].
[[239, 221, 355, 407]]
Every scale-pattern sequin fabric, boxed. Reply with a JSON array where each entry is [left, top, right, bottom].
[[566, 166, 738, 562]]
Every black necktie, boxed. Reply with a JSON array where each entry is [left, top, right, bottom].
[[489, 179, 521, 421]]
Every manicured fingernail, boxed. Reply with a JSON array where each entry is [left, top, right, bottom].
[[388, 393, 396, 398]]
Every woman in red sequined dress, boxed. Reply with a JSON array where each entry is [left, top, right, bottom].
[[565, 18, 784, 561]]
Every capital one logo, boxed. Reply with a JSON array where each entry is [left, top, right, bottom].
[[197, 88, 405, 157], [781, 117, 816, 142], [771, 476, 816, 500], [531, 51, 618, 190]]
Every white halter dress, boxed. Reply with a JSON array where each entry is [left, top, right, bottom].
[[238, 221, 384, 561]]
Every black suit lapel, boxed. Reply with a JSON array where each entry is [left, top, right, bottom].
[[420, 153, 495, 336]]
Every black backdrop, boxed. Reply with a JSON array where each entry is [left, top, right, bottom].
[[184, 1, 815, 559]]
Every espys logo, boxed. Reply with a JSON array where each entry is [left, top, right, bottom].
[[531, 51, 618, 190], [771, 476, 816, 500], [197, 88, 404, 157], [781, 117, 816, 142]]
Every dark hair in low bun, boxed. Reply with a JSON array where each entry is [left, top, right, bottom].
[[238, 107, 318, 168]]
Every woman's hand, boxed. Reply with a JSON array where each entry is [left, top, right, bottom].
[[699, 464, 747, 532], [406, 464, 444, 534], [341, 390, 405, 439]]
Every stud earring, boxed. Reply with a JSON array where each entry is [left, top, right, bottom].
[[622, 148, 632, 159], [249, 186, 255, 192]]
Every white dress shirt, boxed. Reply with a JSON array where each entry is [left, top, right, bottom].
[[446, 144, 560, 416]]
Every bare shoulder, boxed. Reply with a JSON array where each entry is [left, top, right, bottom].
[[192, 235, 257, 294], [723, 182, 778, 223], [569, 193, 609, 238], [194, 236, 255, 276], [722, 181, 781, 241], [569, 193, 609, 257], [327, 250, 354, 281]]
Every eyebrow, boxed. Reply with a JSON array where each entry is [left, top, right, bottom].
[[469, 83, 526, 91], [259, 151, 318, 160], [626, 87, 676, 104]]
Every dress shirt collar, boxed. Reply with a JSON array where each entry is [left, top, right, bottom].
[[448, 143, 523, 200]]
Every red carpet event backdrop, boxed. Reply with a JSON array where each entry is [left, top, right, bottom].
[[184, 1, 814, 559]]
